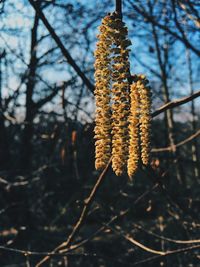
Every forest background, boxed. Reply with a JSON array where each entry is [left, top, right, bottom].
[[0, 0, 200, 266]]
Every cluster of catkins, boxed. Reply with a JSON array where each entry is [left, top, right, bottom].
[[94, 13, 151, 179]]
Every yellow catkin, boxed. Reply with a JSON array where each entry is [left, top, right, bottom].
[[94, 14, 152, 177], [109, 16, 132, 176], [127, 82, 140, 178], [94, 15, 113, 170], [138, 75, 152, 165]]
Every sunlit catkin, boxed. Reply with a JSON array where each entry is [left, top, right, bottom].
[[94, 15, 112, 170], [94, 13, 152, 177], [109, 16, 131, 176], [138, 75, 152, 165], [127, 82, 140, 178]]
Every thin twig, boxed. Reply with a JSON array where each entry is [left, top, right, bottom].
[[133, 223, 200, 245], [132, 244, 200, 266], [152, 129, 200, 152], [35, 158, 112, 267], [152, 89, 200, 117], [108, 225, 166, 255], [128, 1, 200, 56], [1, 243, 199, 266], [60, 183, 159, 253], [0, 246, 97, 257]]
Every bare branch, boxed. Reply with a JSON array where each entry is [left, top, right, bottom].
[[0, 245, 97, 257], [133, 223, 200, 245], [35, 158, 112, 267], [28, 0, 94, 93], [152, 89, 200, 117], [128, 1, 200, 56], [132, 244, 200, 266], [152, 129, 200, 152], [34, 79, 74, 111], [34, 88, 200, 266], [61, 183, 159, 253], [108, 225, 165, 255]]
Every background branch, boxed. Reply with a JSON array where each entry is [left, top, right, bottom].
[[152, 89, 200, 117], [152, 129, 200, 152], [28, 0, 94, 93]]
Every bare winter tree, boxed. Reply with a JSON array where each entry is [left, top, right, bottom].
[[0, 1, 199, 267]]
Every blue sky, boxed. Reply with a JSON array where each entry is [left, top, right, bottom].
[[0, 0, 199, 123]]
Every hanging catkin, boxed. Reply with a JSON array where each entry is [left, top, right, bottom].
[[94, 15, 112, 170], [109, 16, 131, 176], [138, 75, 152, 166], [127, 81, 140, 178], [94, 13, 152, 178]]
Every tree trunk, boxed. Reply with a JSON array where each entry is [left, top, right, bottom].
[[0, 50, 10, 169], [186, 49, 199, 181], [151, 22, 184, 184], [20, 12, 39, 170]]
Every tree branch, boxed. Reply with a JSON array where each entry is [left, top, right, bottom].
[[108, 225, 165, 255], [152, 129, 200, 152], [34, 79, 74, 111], [132, 244, 200, 266], [35, 158, 112, 267], [28, 0, 94, 93], [128, 1, 200, 56], [0, 245, 96, 257], [152, 89, 200, 117], [60, 183, 159, 254], [35, 88, 200, 266], [133, 222, 200, 245], [115, 0, 122, 18]]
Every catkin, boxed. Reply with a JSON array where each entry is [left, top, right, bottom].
[[138, 75, 152, 165], [94, 15, 112, 170], [94, 13, 152, 178], [127, 82, 140, 178], [109, 16, 131, 176]]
